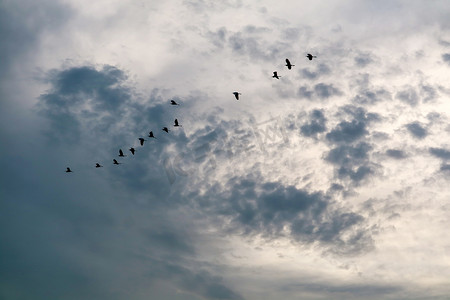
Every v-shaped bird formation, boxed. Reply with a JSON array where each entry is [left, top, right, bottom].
[[66, 53, 317, 173]]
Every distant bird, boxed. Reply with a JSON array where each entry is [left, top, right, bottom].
[[170, 100, 179, 105], [174, 119, 182, 127], [272, 71, 281, 79], [285, 58, 294, 69], [148, 131, 156, 139], [162, 127, 169, 133], [138, 138, 146, 146], [233, 92, 241, 100], [119, 149, 126, 157], [306, 53, 317, 60], [113, 159, 121, 165], [66, 167, 73, 173], [95, 163, 103, 168], [129, 147, 136, 155]]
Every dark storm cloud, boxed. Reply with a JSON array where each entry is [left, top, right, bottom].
[[406, 122, 427, 139], [300, 109, 327, 137], [386, 149, 407, 159], [37, 65, 132, 144], [192, 176, 373, 255], [396, 86, 419, 106]]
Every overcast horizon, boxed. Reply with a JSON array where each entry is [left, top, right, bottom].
[[2, 1, 450, 299]]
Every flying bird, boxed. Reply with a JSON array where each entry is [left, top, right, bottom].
[[306, 53, 317, 60], [95, 163, 103, 168], [113, 159, 121, 165], [138, 138, 146, 146], [65, 167, 73, 173], [148, 131, 156, 139], [162, 127, 169, 133], [170, 100, 179, 105], [174, 119, 181, 127], [272, 71, 280, 79], [285, 58, 294, 69], [233, 92, 241, 100], [129, 147, 136, 155], [119, 149, 126, 157]]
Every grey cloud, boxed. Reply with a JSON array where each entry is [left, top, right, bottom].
[[326, 120, 367, 143], [337, 165, 374, 183], [300, 109, 327, 137], [386, 149, 407, 159], [227, 27, 284, 61], [0, 1, 71, 77], [194, 176, 374, 255], [406, 122, 427, 139], [440, 164, 450, 172], [300, 63, 331, 80], [352, 89, 391, 105], [354, 53, 373, 67], [325, 142, 372, 166], [442, 53, 450, 65], [429, 147, 450, 160], [314, 83, 342, 99], [396, 86, 419, 106], [297, 86, 313, 99]]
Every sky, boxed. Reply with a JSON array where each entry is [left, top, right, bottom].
[[2, 0, 450, 299]]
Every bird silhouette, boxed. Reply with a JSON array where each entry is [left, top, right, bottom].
[[174, 119, 182, 127], [66, 167, 73, 173], [148, 131, 156, 139], [285, 59, 294, 69], [119, 149, 126, 157], [129, 147, 136, 155], [113, 159, 121, 165], [170, 100, 179, 105], [306, 53, 317, 60], [95, 163, 103, 168], [162, 127, 169, 133], [272, 71, 280, 79], [233, 92, 241, 100], [138, 138, 146, 146]]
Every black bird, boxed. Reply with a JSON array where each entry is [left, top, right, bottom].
[[306, 53, 317, 60], [272, 71, 280, 79], [113, 159, 121, 165], [285, 58, 294, 69], [233, 92, 241, 100], [170, 100, 179, 105], [138, 138, 146, 146], [95, 163, 103, 168], [162, 127, 169, 133], [119, 149, 126, 157], [129, 147, 136, 155], [148, 131, 156, 139], [66, 167, 73, 173], [174, 119, 181, 127]]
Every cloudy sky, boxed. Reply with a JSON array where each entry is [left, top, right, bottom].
[[2, 0, 450, 299]]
